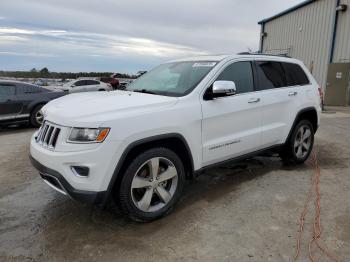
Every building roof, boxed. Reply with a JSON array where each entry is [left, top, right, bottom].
[[258, 0, 316, 24]]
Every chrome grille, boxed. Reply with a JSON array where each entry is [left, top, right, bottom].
[[36, 122, 61, 149]]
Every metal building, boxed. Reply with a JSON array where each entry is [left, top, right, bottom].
[[258, 0, 350, 106]]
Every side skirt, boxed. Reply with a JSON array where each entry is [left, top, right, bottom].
[[193, 144, 283, 176]]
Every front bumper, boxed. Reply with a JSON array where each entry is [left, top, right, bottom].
[[30, 155, 107, 205]]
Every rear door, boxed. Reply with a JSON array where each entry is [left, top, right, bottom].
[[87, 80, 102, 91], [201, 60, 263, 166], [254, 60, 307, 147], [0, 83, 21, 120]]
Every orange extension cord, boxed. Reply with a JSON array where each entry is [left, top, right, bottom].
[[292, 148, 340, 262]]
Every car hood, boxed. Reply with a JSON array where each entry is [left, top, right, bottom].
[[42, 90, 178, 127]]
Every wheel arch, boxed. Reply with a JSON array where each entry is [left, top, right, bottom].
[[286, 107, 319, 143], [29, 101, 47, 116], [103, 133, 195, 205]]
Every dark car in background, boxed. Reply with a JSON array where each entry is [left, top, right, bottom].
[[0, 80, 66, 127]]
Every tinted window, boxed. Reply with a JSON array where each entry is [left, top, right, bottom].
[[86, 80, 99, 85], [282, 62, 310, 86], [216, 62, 254, 94], [256, 61, 286, 90], [0, 84, 15, 96], [74, 80, 86, 86], [16, 83, 41, 94]]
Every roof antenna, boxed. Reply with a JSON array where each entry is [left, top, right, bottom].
[[247, 47, 253, 53]]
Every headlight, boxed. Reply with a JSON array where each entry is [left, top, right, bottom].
[[68, 127, 110, 143]]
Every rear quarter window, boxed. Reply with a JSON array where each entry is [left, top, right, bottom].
[[282, 62, 310, 86]]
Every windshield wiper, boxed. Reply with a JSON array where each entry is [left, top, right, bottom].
[[131, 89, 156, 95]]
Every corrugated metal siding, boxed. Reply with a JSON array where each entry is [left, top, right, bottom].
[[262, 0, 336, 88], [333, 0, 350, 63]]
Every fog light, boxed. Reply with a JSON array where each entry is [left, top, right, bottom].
[[71, 166, 89, 177]]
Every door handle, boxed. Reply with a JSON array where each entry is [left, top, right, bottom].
[[288, 91, 298, 96], [248, 98, 261, 103]]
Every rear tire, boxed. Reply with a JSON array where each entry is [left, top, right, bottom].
[[30, 104, 44, 127], [118, 147, 185, 222], [280, 119, 314, 164]]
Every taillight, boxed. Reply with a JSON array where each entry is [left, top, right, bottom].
[[318, 87, 324, 100], [318, 86, 324, 110]]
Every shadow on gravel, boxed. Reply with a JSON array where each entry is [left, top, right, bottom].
[[315, 142, 349, 169], [82, 156, 307, 227]]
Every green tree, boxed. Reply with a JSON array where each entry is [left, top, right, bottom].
[[40, 67, 49, 74]]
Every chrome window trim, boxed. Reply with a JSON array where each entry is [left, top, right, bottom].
[[0, 113, 30, 121]]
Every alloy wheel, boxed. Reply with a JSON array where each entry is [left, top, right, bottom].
[[131, 157, 178, 213], [35, 110, 44, 125], [294, 125, 312, 159]]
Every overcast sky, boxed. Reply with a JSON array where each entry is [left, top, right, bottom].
[[0, 0, 303, 73]]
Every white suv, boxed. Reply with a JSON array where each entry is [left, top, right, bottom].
[[30, 54, 321, 222]]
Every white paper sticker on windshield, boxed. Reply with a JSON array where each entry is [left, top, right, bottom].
[[192, 62, 217, 67]]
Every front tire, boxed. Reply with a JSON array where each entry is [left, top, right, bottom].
[[118, 148, 185, 222], [280, 120, 314, 164], [30, 104, 44, 127]]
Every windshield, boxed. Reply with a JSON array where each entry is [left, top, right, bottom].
[[126, 61, 217, 97]]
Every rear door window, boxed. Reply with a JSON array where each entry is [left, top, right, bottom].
[[282, 62, 310, 86], [256, 61, 286, 90], [216, 61, 254, 94], [86, 80, 100, 85]]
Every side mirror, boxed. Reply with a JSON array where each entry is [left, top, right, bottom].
[[71, 84, 76, 87], [212, 80, 236, 98]]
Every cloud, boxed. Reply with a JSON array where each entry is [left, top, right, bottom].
[[0, 0, 304, 72], [0, 26, 207, 58], [0, 35, 28, 42], [0, 51, 57, 57]]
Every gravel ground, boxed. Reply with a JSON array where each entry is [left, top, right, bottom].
[[0, 108, 349, 261]]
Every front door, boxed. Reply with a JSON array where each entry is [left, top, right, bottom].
[[71, 80, 86, 93], [201, 61, 263, 167]]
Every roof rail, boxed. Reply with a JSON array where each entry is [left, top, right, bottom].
[[237, 52, 292, 58]]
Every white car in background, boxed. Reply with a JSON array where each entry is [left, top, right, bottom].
[[59, 79, 112, 93]]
